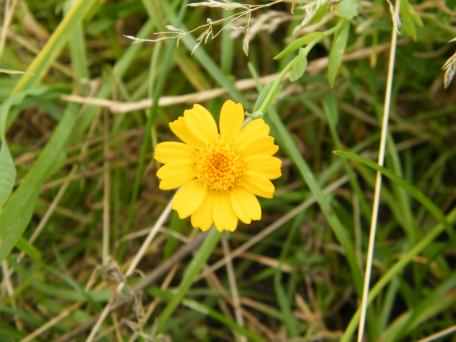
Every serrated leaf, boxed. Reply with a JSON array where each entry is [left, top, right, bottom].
[[289, 48, 308, 82], [0, 143, 16, 208], [337, 0, 359, 20], [327, 21, 350, 87]]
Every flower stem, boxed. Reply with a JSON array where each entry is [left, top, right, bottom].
[[156, 229, 222, 333], [256, 61, 293, 115]]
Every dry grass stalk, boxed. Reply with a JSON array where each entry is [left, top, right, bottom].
[[61, 42, 391, 114], [126, 0, 288, 54]]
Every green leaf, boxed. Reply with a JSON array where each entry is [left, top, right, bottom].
[[400, 0, 422, 41], [0, 143, 16, 208], [16, 237, 42, 263], [323, 94, 339, 129], [341, 207, 456, 342], [274, 32, 325, 60], [268, 110, 363, 293], [0, 111, 78, 262], [289, 48, 309, 82], [337, 0, 359, 20], [334, 150, 448, 225], [0, 18, 157, 263], [156, 230, 222, 332], [327, 21, 350, 87]]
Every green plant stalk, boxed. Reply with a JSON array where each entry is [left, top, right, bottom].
[[150, 288, 264, 341], [334, 150, 448, 230], [274, 213, 303, 337], [0, 109, 78, 262], [156, 229, 222, 332], [268, 109, 362, 291], [221, 8, 234, 73], [183, 298, 264, 342], [151, 1, 363, 291], [124, 42, 167, 235], [256, 62, 293, 114], [341, 206, 456, 341], [0, 20, 155, 262], [255, 59, 363, 292]]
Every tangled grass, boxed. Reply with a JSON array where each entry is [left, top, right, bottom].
[[0, 0, 455, 341]]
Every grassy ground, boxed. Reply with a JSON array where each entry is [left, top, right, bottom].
[[0, 0, 455, 341]]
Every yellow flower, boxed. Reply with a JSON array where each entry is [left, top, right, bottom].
[[154, 100, 281, 232]]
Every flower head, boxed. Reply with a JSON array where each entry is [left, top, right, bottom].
[[154, 100, 281, 232]]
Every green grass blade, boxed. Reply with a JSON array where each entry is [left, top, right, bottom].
[[327, 20, 350, 87], [0, 143, 15, 208], [341, 207, 456, 341], [268, 109, 363, 292], [0, 110, 78, 262], [334, 150, 448, 226], [156, 230, 222, 333]]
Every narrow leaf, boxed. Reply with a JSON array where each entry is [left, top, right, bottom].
[[334, 150, 448, 225], [289, 48, 308, 82], [0, 143, 16, 208], [337, 0, 359, 20], [328, 21, 350, 87], [274, 32, 324, 60], [323, 94, 339, 129], [400, 0, 422, 41]]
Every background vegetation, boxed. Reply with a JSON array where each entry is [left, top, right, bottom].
[[0, 0, 455, 341]]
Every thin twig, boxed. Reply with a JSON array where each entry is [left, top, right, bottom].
[[356, 1, 400, 341], [102, 112, 111, 265], [21, 303, 80, 342], [85, 199, 173, 342], [199, 177, 348, 279], [417, 325, 456, 342], [16, 167, 77, 264], [57, 178, 347, 341], [222, 237, 246, 342], [61, 43, 392, 113], [0, 0, 18, 59], [128, 265, 178, 342], [1, 261, 22, 329], [56, 233, 207, 342], [21, 268, 99, 342]]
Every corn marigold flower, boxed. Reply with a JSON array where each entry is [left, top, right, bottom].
[[154, 100, 281, 232]]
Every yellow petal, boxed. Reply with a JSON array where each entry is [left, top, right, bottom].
[[212, 192, 238, 232], [240, 136, 279, 156], [169, 117, 202, 146], [240, 171, 275, 198], [172, 180, 207, 219], [245, 155, 282, 180], [154, 142, 193, 164], [219, 100, 244, 142], [230, 188, 261, 224], [184, 104, 218, 144], [191, 194, 213, 231], [236, 119, 270, 150], [157, 164, 194, 190]]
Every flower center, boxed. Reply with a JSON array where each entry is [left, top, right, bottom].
[[194, 144, 245, 192]]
